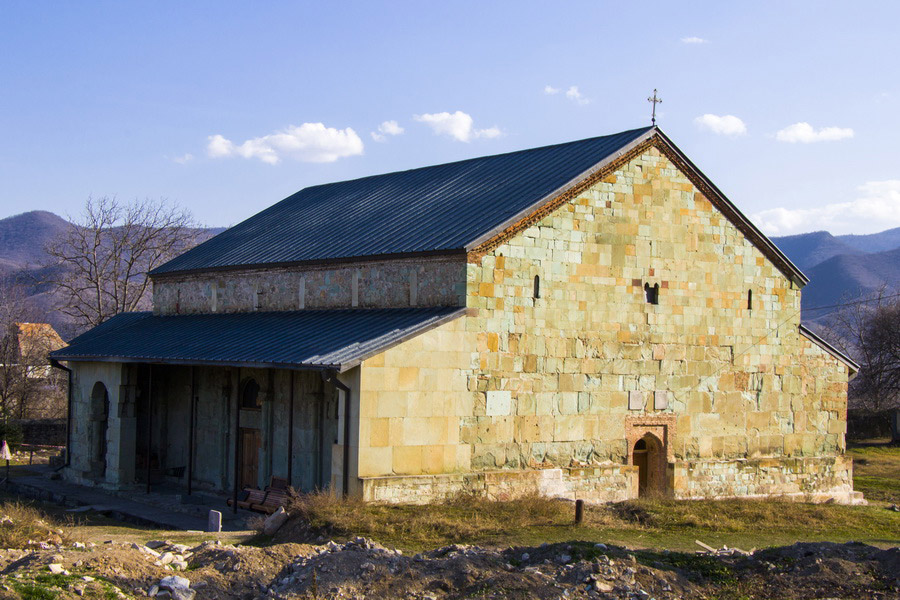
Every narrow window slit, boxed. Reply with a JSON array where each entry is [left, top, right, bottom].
[[533, 275, 540, 299], [747, 289, 753, 310]]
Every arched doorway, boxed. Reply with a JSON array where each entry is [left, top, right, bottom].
[[632, 434, 665, 497], [89, 382, 110, 480]]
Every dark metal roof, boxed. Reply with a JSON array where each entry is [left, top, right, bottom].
[[151, 127, 654, 275], [50, 307, 466, 372]]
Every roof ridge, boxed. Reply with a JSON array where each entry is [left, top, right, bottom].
[[300, 126, 655, 192], [148, 125, 658, 276]]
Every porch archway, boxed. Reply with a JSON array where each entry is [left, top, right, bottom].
[[89, 382, 110, 480]]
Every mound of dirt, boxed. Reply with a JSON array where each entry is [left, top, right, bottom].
[[0, 537, 896, 599]]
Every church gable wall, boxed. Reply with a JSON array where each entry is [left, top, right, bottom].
[[463, 144, 849, 470], [151, 255, 466, 315]]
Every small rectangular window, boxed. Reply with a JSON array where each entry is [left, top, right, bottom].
[[644, 282, 659, 305]]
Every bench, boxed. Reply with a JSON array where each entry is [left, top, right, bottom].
[[226, 477, 293, 513], [252, 488, 289, 514], [227, 488, 267, 511]]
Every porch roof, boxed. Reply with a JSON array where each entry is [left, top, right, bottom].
[[51, 307, 467, 372]]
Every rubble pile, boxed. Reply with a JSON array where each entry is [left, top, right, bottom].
[[0, 537, 894, 599]]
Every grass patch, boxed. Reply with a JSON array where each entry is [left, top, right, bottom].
[[284, 491, 900, 553], [849, 441, 900, 504], [9, 582, 58, 600], [4, 573, 124, 600]]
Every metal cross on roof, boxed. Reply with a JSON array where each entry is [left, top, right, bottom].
[[648, 89, 662, 125]]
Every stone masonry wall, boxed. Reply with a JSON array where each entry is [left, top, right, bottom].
[[152, 255, 466, 315], [354, 142, 853, 503], [356, 318, 475, 479]]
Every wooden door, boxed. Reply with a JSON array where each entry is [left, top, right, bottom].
[[240, 428, 261, 488], [634, 446, 648, 496]]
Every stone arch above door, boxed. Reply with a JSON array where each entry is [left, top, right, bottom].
[[625, 414, 676, 463]]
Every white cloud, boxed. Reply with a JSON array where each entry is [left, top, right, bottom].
[[206, 123, 364, 164], [694, 114, 747, 136], [171, 153, 193, 165], [545, 84, 589, 105], [565, 86, 590, 105], [775, 122, 854, 143], [370, 120, 404, 142], [681, 36, 708, 44], [413, 111, 501, 142], [753, 180, 900, 235]]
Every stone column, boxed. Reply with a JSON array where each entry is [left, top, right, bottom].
[[105, 384, 137, 488]]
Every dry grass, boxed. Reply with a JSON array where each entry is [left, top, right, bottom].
[[606, 497, 871, 532], [285, 491, 570, 547], [281, 490, 900, 552], [0, 501, 75, 549]]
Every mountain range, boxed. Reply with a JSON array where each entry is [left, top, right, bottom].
[[770, 228, 900, 323], [0, 210, 897, 340]]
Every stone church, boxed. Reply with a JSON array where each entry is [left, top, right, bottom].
[[52, 126, 863, 504]]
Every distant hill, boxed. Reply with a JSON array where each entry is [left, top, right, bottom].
[[836, 227, 900, 253], [0, 210, 224, 339], [771, 229, 900, 326], [800, 247, 900, 316], [769, 231, 862, 271], [0, 211, 69, 272]]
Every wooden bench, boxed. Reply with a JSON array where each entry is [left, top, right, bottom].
[[226, 477, 292, 513], [227, 488, 266, 511], [252, 488, 289, 514]]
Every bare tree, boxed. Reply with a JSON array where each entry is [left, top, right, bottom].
[[826, 288, 900, 413], [45, 197, 197, 332]]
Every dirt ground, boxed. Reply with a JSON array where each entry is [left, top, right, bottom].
[[0, 535, 897, 599]]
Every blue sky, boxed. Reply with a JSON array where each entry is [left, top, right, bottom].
[[1, 1, 899, 235]]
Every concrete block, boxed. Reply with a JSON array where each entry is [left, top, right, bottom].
[[207, 510, 222, 533]]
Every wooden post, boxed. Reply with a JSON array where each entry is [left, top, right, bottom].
[[145, 365, 153, 494], [575, 499, 584, 525], [287, 371, 295, 487], [187, 366, 195, 496], [232, 368, 240, 514]]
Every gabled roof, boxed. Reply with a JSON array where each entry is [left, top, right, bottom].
[[150, 126, 807, 286], [151, 127, 653, 275], [50, 307, 466, 373]]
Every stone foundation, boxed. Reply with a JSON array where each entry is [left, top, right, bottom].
[[361, 464, 636, 504], [361, 455, 864, 505], [673, 455, 864, 504]]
